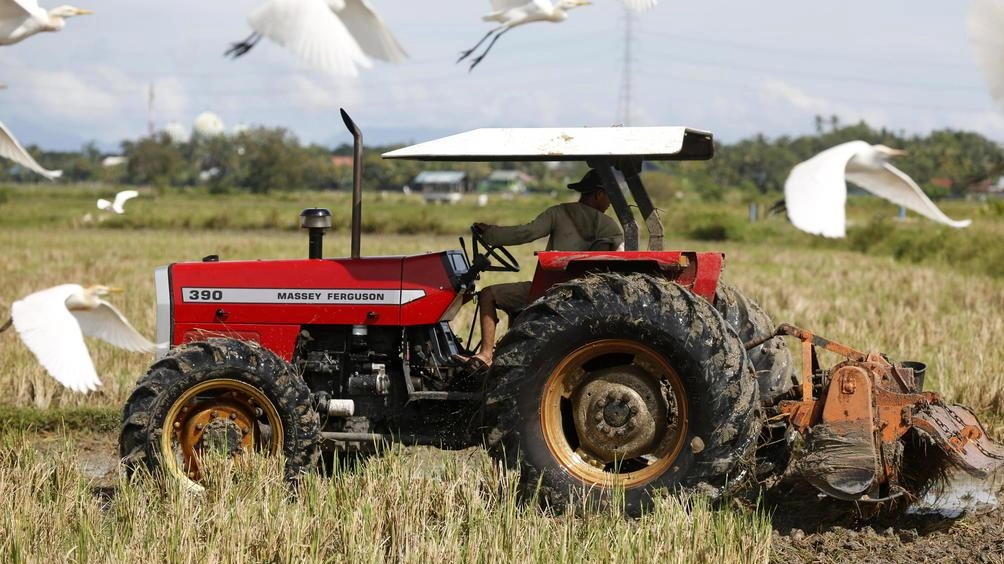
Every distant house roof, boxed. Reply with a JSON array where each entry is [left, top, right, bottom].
[[101, 156, 128, 167], [413, 171, 466, 184], [486, 170, 534, 183], [331, 155, 353, 167]]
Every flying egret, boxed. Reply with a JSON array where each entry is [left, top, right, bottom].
[[783, 141, 972, 238], [96, 189, 139, 214], [0, 1, 92, 46], [0, 119, 61, 180], [226, 0, 407, 78], [459, 0, 592, 71], [460, 0, 658, 70], [0, 285, 155, 393], [969, 0, 1004, 113], [193, 111, 225, 138]]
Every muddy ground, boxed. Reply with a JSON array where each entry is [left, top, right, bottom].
[[762, 478, 1004, 563], [31, 431, 1004, 564]]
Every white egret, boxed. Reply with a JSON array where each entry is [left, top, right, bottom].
[[968, 0, 1004, 113], [460, 0, 658, 70], [0, 1, 92, 46], [783, 141, 972, 238], [226, 0, 407, 78], [0, 285, 155, 393], [459, 0, 592, 71], [96, 189, 139, 214], [193, 111, 225, 138], [0, 119, 61, 180]]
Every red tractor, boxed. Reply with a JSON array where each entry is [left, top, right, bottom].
[[120, 112, 1002, 515]]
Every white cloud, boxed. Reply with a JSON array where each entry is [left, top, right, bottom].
[[0, 56, 192, 143], [288, 74, 362, 111], [755, 78, 892, 131]]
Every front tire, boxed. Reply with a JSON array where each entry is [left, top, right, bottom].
[[119, 338, 320, 489], [485, 273, 759, 515]]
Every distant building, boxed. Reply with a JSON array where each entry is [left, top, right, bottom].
[[101, 156, 128, 167], [477, 170, 534, 194], [965, 176, 1004, 198], [411, 170, 469, 204], [331, 155, 354, 168]]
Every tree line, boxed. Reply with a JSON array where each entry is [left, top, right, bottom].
[[4, 117, 1002, 199]]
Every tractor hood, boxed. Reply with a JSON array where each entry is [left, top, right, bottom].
[[381, 126, 714, 162]]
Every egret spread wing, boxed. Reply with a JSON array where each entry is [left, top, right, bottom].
[[72, 301, 155, 353], [248, 0, 370, 77], [846, 164, 972, 229], [336, 0, 407, 63], [112, 189, 139, 212], [0, 0, 34, 18], [969, 0, 1004, 111], [622, 0, 658, 11], [784, 141, 871, 238], [489, 0, 538, 12], [11, 285, 101, 393], [0, 0, 39, 37], [0, 120, 62, 180]]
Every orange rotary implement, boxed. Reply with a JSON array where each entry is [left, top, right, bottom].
[[751, 323, 1004, 503]]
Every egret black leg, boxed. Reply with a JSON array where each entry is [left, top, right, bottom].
[[225, 32, 263, 59], [458, 27, 500, 63], [468, 28, 511, 71]]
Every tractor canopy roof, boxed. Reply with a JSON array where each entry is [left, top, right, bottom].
[[381, 126, 714, 162]]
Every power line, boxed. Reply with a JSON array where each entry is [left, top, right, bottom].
[[633, 27, 974, 71], [635, 69, 997, 114], [633, 45, 987, 93]]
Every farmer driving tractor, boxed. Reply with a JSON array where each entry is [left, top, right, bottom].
[[454, 168, 625, 374]]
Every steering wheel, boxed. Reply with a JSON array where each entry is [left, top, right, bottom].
[[470, 225, 520, 273]]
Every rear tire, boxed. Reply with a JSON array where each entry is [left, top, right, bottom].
[[714, 283, 796, 406], [485, 273, 759, 515], [119, 338, 320, 489]]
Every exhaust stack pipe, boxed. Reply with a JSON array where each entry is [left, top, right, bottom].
[[300, 208, 332, 259], [340, 108, 363, 259]]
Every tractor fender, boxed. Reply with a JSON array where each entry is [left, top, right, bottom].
[[527, 250, 724, 303]]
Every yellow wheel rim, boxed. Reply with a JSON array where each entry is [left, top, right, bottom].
[[160, 378, 283, 490], [540, 339, 689, 489]]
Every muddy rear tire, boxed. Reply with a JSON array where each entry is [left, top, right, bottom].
[[714, 283, 795, 406], [485, 273, 759, 515], [119, 338, 320, 489]]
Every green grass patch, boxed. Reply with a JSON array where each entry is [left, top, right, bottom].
[[0, 406, 120, 433]]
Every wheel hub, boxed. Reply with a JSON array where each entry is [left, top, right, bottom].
[[161, 379, 283, 487], [540, 339, 690, 488], [572, 366, 668, 461], [601, 392, 638, 428]]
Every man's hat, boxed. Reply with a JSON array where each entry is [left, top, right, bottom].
[[567, 169, 605, 193]]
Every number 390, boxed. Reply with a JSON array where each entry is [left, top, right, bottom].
[[188, 289, 223, 301]]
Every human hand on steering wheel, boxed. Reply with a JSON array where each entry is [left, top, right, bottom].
[[470, 224, 520, 273]]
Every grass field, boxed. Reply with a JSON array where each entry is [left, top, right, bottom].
[[0, 184, 1002, 562]]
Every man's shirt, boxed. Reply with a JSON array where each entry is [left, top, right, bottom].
[[481, 202, 624, 251]]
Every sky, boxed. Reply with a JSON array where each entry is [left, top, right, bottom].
[[1, 0, 1002, 151]]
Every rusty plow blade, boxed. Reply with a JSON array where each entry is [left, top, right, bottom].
[[906, 403, 1004, 516]]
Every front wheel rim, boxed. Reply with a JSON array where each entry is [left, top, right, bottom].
[[540, 339, 689, 489], [159, 378, 283, 489]]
